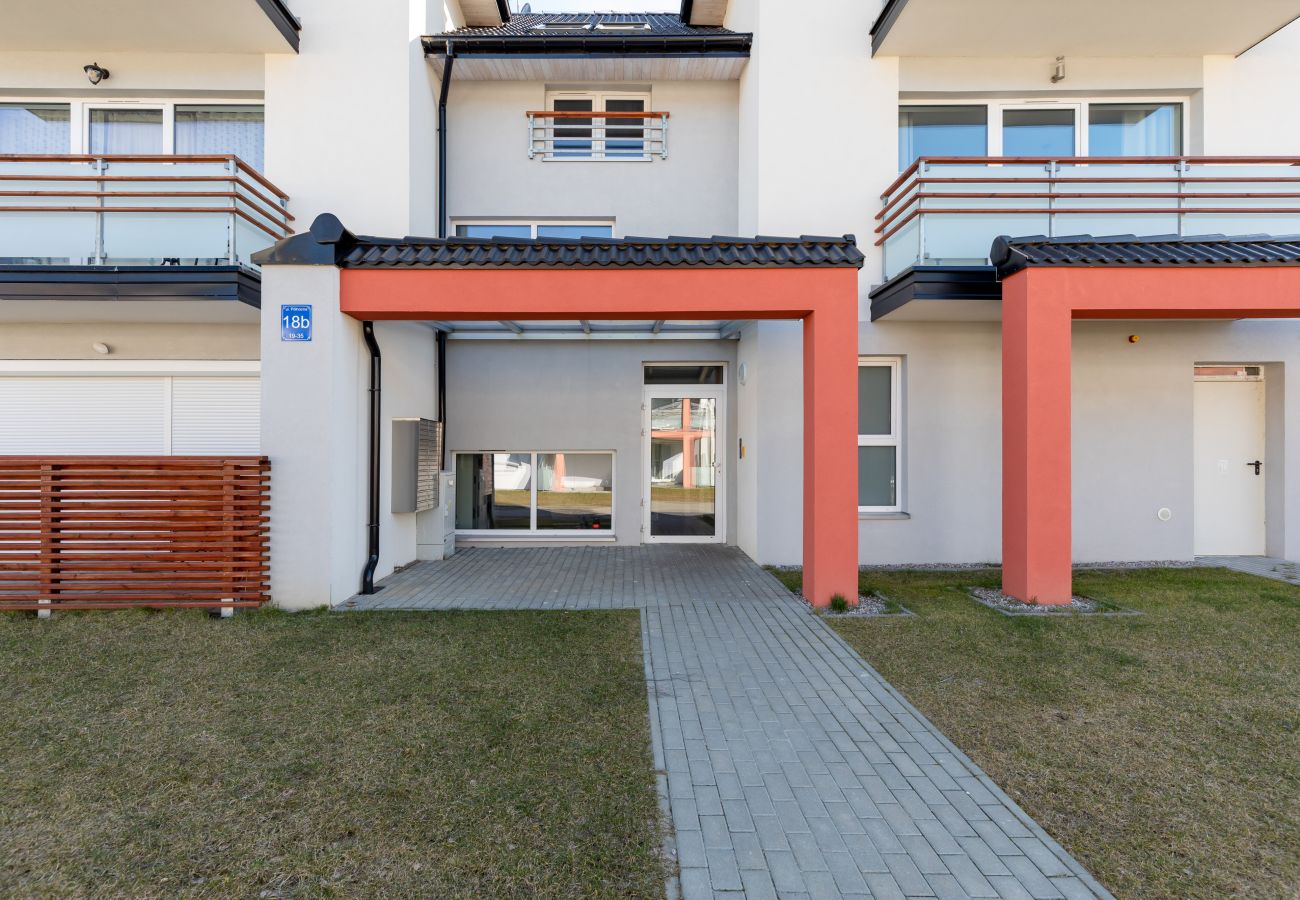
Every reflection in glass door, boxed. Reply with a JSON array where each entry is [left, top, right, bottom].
[[646, 391, 723, 541]]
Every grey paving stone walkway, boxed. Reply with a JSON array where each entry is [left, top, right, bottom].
[[345, 546, 1110, 899], [1197, 554, 1300, 586]]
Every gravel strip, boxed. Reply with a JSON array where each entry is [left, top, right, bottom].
[[799, 593, 913, 617], [970, 586, 1099, 614]]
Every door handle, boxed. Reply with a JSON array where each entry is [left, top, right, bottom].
[[1247, 460, 1263, 476]]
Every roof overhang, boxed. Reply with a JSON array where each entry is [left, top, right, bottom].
[[870, 0, 1300, 57], [868, 266, 1002, 321], [680, 0, 729, 27], [457, 0, 510, 28], [424, 31, 751, 81], [0, 0, 300, 53], [0, 265, 262, 309]]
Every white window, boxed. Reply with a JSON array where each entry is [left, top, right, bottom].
[[453, 220, 615, 239], [0, 98, 264, 171], [454, 452, 614, 535], [858, 358, 902, 513], [898, 98, 1186, 170], [543, 90, 653, 160]]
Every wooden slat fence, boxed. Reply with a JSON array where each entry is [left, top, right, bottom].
[[0, 456, 270, 612]]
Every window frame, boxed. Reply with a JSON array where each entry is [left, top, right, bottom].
[[0, 96, 264, 166], [453, 450, 617, 539], [452, 219, 617, 239], [858, 357, 903, 515], [897, 96, 1190, 170], [543, 90, 654, 162]]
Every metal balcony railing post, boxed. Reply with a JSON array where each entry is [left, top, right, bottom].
[[1046, 160, 1058, 238], [1176, 158, 1191, 237], [528, 114, 536, 159], [661, 114, 669, 160], [92, 158, 107, 264], [226, 157, 238, 265], [917, 160, 928, 264]]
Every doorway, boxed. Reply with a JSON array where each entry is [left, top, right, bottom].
[[1193, 365, 1266, 556], [643, 385, 725, 543]]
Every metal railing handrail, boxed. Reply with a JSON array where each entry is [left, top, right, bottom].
[[0, 154, 289, 201], [877, 156, 1300, 247]]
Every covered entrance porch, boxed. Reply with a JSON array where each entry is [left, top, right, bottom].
[[254, 216, 865, 609]]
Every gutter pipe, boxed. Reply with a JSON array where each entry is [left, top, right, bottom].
[[360, 321, 382, 594], [438, 45, 455, 239]]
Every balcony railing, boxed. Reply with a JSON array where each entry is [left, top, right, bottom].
[[527, 110, 668, 161], [0, 155, 292, 269], [877, 156, 1300, 280]]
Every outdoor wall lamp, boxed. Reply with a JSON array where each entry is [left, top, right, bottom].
[[1051, 56, 1065, 84], [84, 62, 110, 85]]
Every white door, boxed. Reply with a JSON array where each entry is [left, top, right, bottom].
[[643, 387, 724, 543], [1193, 376, 1266, 555]]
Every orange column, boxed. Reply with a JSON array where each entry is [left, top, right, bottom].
[[802, 301, 860, 607], [1001, 270, 1073, 604]]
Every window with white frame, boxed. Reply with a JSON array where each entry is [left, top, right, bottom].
[[453, 220, 615, 239], [858, 358, 902, 512], [544, 90, 652, 160], [455, 451, 614, 534], [898, 99, 1185, 169], [0, 99, 264, 171]]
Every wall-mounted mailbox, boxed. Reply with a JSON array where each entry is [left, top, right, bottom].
[[392, 418, 443, 513]]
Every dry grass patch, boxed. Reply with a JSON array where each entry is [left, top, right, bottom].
[[0, 608, 665, 899]]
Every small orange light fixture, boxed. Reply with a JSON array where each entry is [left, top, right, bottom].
[[1128, 334, 1140, 344]]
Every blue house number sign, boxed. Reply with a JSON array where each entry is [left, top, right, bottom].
[[281, 304, 312, 342]]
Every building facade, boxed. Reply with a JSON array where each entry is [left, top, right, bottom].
[[3, 0, 1300, 611]]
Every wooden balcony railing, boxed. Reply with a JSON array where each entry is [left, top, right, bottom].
[[0, 154, 292, 268], [0, 457, 270, 612], [527, 110, 669, 160], [877, 156, 1300, 279]]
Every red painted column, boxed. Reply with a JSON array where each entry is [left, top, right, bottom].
[[1001, 270, 1073, 604], [802, 299, 860, 607]]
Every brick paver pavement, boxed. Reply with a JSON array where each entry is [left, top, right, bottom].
[[345, 546, 1110, 899]]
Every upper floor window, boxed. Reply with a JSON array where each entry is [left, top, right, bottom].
[[0, 99, 265, 172], [542, 91, 655, 160], [898, 106, 987, 169], [454, 220, 615, 240], [899, 100, 1184, 169], [0, 103, 71, 154]]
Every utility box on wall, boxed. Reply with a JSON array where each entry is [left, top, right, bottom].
[[392, 418, 442, 513]]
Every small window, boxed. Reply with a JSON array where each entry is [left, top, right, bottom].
[[0, 103, 70, 154], [456, 452, 613, 533], [1088, 103, 1181, 157], [544, 91, 652, 161], [644, 365, 725, 385], [1002, 108, 1076, 157], [533, 21, 592, 31], [175, 105, 265, 172], [858, 359, 902, 512], [898, 106, 987, 169], [455, 222, 614, 239], [88, 107, 164, 154], [595, 21, 650, 30]]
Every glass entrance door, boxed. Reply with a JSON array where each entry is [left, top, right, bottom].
[[645, 390, 723, 542]]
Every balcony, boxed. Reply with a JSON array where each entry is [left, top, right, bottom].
[[0, 155, 292, 270], [527, 110, 669, 161], [877, 157, 1300, 281], [870, 0, 1300, 57]]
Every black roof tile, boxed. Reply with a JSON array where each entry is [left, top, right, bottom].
[[253, 215, 864, 270], [424, 13, 750, 56], [341, 233, 864, 270], [991, 233, 1300, 278]]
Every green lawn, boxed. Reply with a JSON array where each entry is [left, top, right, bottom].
[[0, 609, 665, 899], [776, 566, 1300, 899]]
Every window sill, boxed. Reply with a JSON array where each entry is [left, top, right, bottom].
[[539, 156, 656, 163], [456, 532, 617, 542], [858, 511, 910, 521]]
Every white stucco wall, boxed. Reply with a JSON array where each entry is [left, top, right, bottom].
[[0, 51, 264, 95], [445, 80, 739, 237], [445, 340, 739, 546]]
